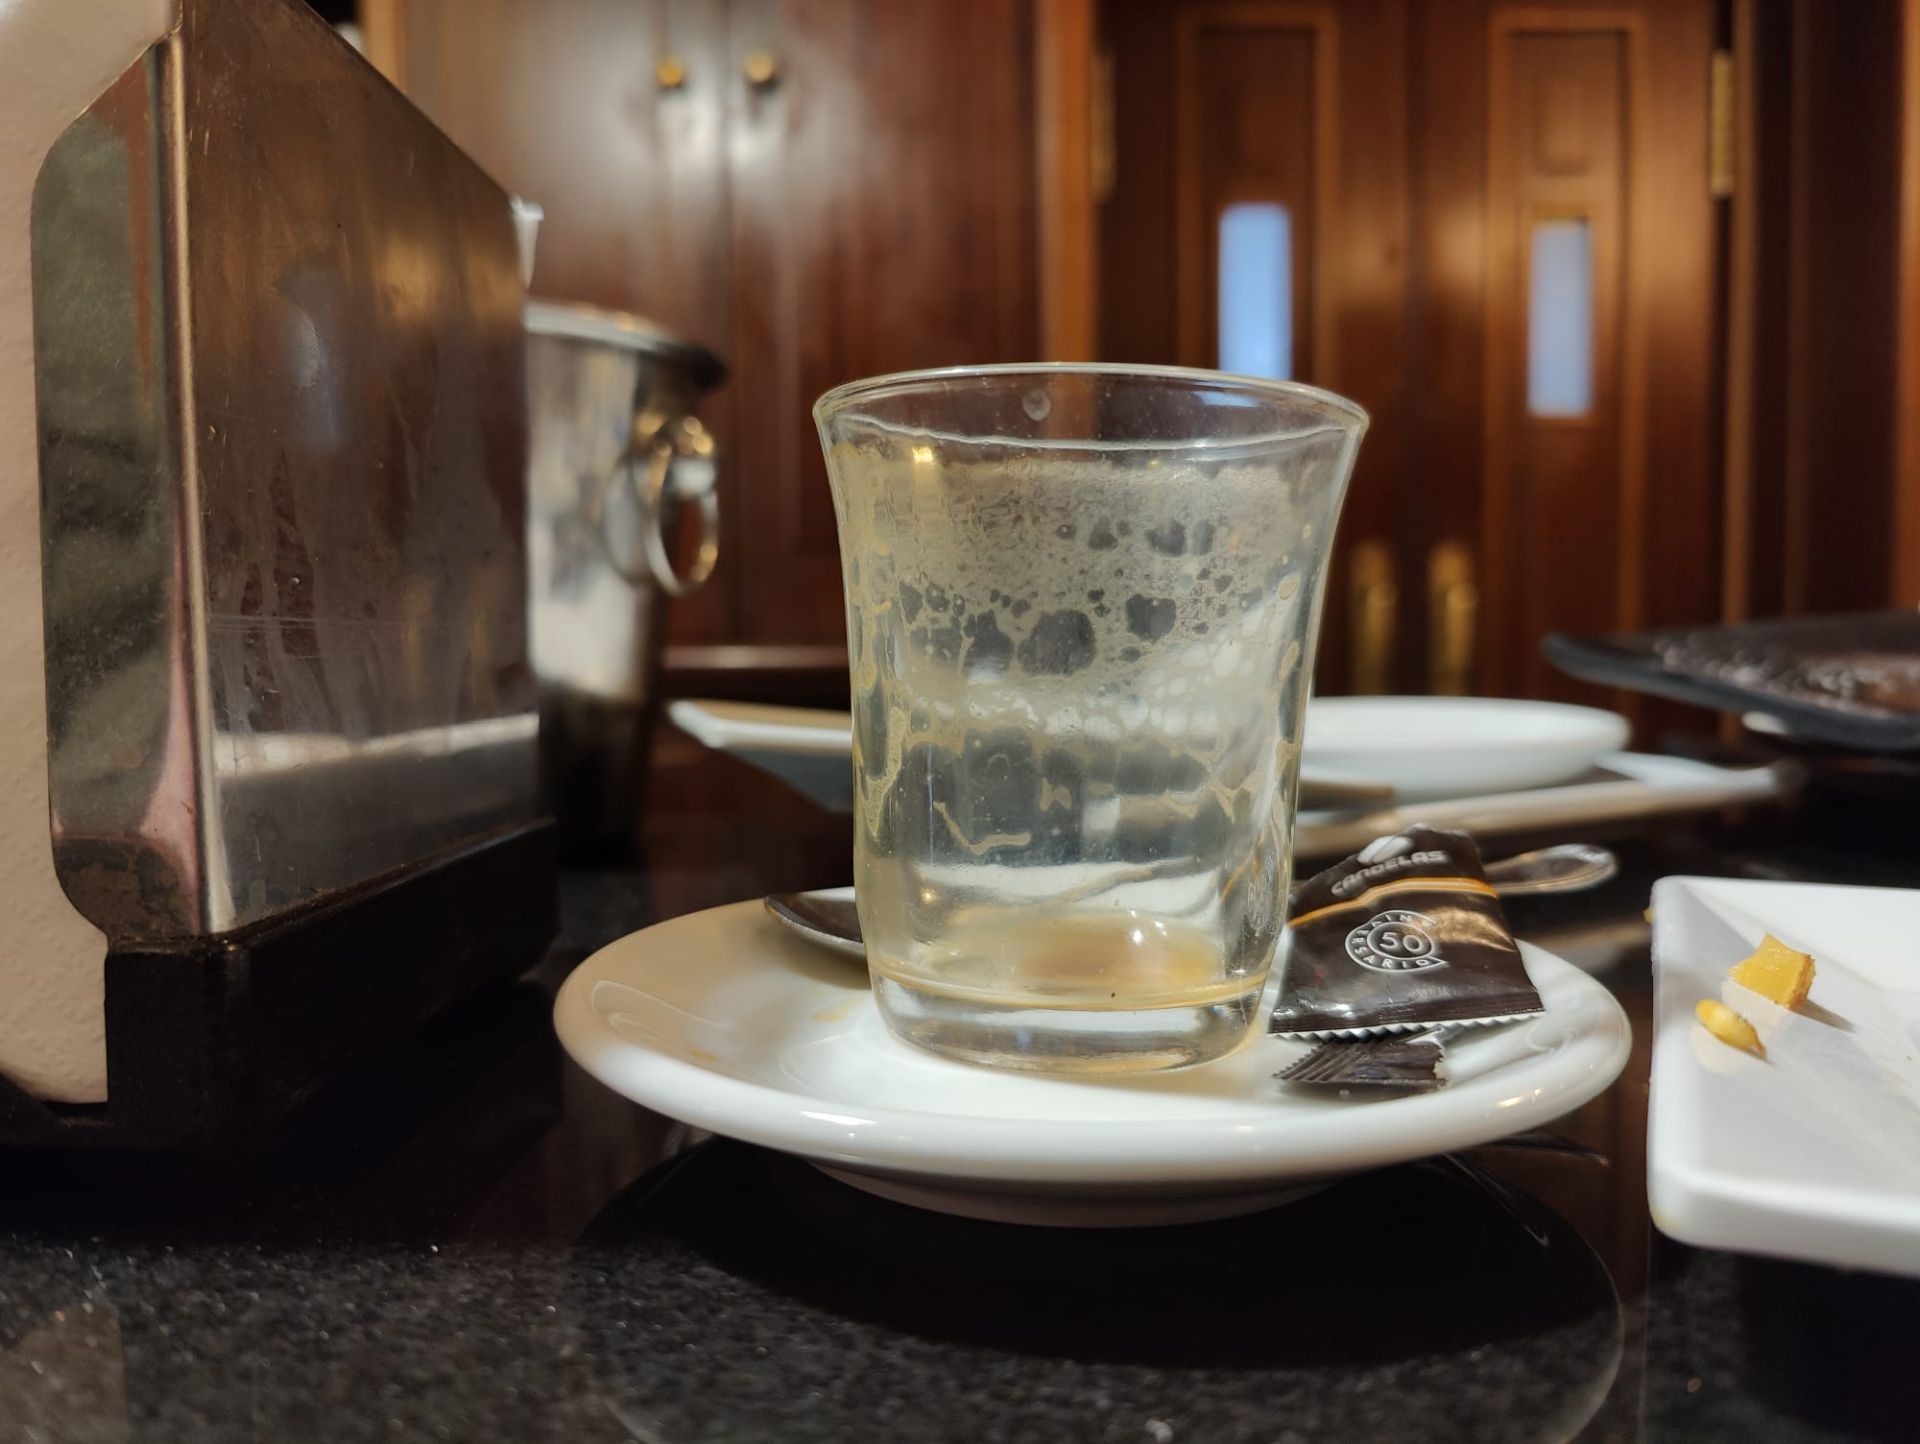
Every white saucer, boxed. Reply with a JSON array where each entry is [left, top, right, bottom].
[[554, 901, 1632, 1227], [1302, 695, 1630, 800]]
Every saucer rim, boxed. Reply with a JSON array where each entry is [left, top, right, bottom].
[[553, 900, 1632, 1189]]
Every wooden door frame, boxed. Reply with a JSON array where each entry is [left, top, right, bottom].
[[1722, 0, 1759, 623], [1897, 0, 1920, 604], [1036, 0, 1101, 358], [1481, 7, 1653, 684], [1729, 0, 1910, 616]]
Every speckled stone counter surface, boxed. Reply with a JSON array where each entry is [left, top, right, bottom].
[[2, 760, 1915, 1443]]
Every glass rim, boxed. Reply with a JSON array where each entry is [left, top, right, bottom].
[[812, 361, 1370, 438]]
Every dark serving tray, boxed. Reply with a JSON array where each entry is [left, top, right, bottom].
[[1543, 612, 1920, 754]]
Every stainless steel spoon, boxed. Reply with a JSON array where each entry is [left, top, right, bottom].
[[766, 842, 1618, 959], [1479, 841, 1618, 896]]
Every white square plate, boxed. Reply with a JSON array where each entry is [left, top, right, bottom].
[[1649, 876, 1920, 1277]]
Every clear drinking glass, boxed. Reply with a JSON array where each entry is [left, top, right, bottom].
[[816, 365, 1365, 1072]]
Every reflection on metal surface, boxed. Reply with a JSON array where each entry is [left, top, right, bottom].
[[1091, 49, 1117, 206], [630, 415, 720, 599], [523, 300, 725, 853], [32, 0, 537, 940], [1428, 540, 1479, 696], [1710, 49, 1736, 200], [1347, 538, 1397, 695], [741, 49, 781, 89], [524, 303, 724, 703]]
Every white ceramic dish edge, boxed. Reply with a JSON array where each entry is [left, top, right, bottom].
[[554, 900, 1633, 1195], [1648, 875, 1920, 1279]]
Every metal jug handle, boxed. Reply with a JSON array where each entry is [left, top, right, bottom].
[[598, 413, 720, 598]]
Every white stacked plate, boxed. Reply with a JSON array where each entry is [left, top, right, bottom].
[[668, 696, 1788, 858]]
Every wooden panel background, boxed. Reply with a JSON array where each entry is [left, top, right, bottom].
[[1331, 2, 1415, 695], [723, 0, 1039, 648], [1037, 0, 1100, 360], [394, 0, 740, 644], [1440, 0, 1716, 704], [1108, 0, 1715, 707], [1106, 0, 1408, 696], [1407, 0, 1491, 700], [1172, 4, 1338, 382], [1902, 0, 1920, 606], [1482, 17, 1638, 701], [1726, 0, 1906, 621], [371, 0, 1040, 662], [1779, 0, 1901, 615], [381, 0, 1754, 706]]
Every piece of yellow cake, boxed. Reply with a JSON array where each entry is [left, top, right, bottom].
[[1729, 932, 1816, 1011], [1696, 998, 1765, 1057]]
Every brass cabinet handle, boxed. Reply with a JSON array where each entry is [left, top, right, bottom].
[[742, 49, 781, 88], [1348, 538, 1398, 695], [1427, 541, 1478, 695], [654, 54, 688, 91]]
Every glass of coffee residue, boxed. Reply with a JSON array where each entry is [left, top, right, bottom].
[[815, 365, 1366, 1072]]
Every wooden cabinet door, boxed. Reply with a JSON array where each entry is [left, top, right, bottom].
[[389, 0, 1041, 660], [1428, 0, 1720, 703], [722, 0, 1040, 649], [390, 0, 740, 645], [1100, 0, 1720, 704], [1104, 0, 1413, 698]]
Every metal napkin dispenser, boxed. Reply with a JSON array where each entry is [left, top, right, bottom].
[[7, 0, 555, 1144]]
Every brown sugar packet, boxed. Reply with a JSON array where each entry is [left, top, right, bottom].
[[1277, 1028, 1454, 1093], [1270, 826, 1545, 1039]]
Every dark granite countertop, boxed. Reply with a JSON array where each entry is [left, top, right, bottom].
[[2, 761, 1916, 1443]]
